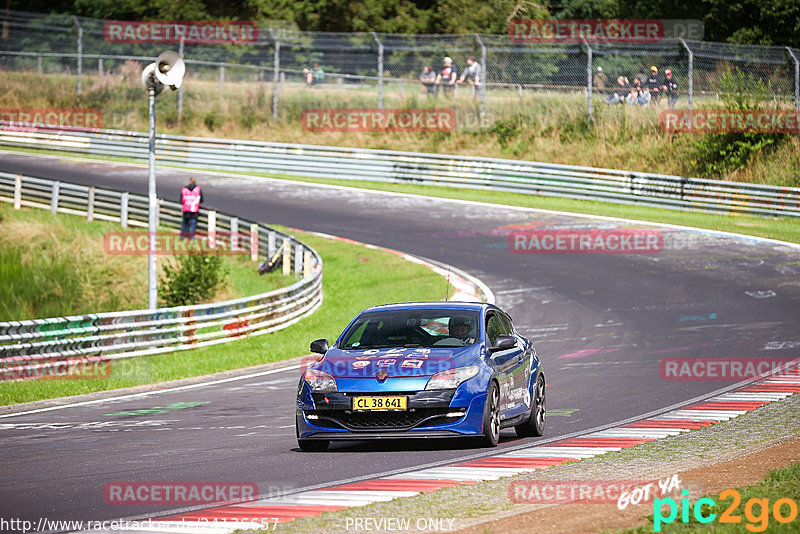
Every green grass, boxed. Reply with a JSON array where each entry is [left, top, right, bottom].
[[618, 462, 800, 533], [0, 203, 292, 320], [0, 231, 456, 405]]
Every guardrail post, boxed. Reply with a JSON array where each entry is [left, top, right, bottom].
[[87, 186, 95, 221], [37, 54, 42, 76], [98, 57, 103, 76], [230, 217, 239, 251], [680, 39, 694, 110], [787, 47, 800, 112], [13, 174, 22, 209], [303, 250, 312, 278], [372, 32, 383, 109], [268, 231, 276, 258], [208, 210, 217, 249], [219, 65, 225, 88], [50, 181, 60, 214], [120, 192, 129, 228], [282, 238, 291, 276], [250, 223, 259, 262], [294, 243, 303, 274]]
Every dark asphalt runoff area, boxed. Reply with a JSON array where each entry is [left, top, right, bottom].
[[1, 151, 799, 527]]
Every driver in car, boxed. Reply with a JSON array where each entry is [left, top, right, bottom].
[[448, 316, 476, 344]]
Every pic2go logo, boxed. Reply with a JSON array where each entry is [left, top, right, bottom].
[[654, 489, 798, 532]]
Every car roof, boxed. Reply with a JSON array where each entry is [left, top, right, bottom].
[[361, 301, 492, 314]]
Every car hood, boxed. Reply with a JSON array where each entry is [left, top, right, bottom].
[[316, 346, 481, 379]]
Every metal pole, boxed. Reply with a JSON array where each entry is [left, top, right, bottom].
[[475, 34, 487, 119], [787, 47, 800, 111], [147, 85, 158, 310], [583, 37, 592, 124], [178, 37, 184, 122], [372, 32, 383, 109], [270, 30, 280, 120], [680, 39, 694, 110], [73, 17, 82, 106]]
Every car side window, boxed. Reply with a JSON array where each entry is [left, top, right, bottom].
[[486, 314, 505, 346], [499, 313, 515, 335]]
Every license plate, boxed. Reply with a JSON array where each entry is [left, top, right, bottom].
[[352, 396, 407, 411]]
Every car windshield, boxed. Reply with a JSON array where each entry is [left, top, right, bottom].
[[340, 309, 480, 349]]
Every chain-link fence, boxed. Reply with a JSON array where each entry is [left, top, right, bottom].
[[2, 9, 799, 132]]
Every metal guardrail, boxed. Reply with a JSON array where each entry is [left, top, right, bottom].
[[0, 171, 323, 378], [1, 125, 798, 218]]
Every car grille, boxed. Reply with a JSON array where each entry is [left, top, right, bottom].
[[310, 408, 460, 431]]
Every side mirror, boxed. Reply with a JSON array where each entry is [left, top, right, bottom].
[[488, 335, 516, 354], [310, 338, 329, 355]]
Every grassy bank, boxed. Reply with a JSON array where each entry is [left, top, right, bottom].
[[2, 70, 799, 187], [0, 203, 293, 320], [0, 230, 456, 405]]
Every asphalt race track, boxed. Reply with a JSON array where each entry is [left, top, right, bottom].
[[2, 151, 799, 528]]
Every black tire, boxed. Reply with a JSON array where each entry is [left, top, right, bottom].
[[481, 381, 501, 447], [298, 439, 329, 452], [515, 372, 546, 438]]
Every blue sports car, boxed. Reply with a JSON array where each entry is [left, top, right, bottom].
[[296, 302, 545, 451]]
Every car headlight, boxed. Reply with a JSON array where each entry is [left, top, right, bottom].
[[304, 369, 337, 392], [425, 366, 480, 390]]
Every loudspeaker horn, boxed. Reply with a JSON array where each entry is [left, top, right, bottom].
[[154, 50, 185, 90]]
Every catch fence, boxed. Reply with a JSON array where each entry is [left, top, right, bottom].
[[1, 10, 799, 129]]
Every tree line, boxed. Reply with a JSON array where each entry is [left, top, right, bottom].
[[6, 0, 799, 48]]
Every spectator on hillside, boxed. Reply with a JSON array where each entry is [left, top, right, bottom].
[[593, 66, 609, 91], [646, 66, 661, 102], [303, 63, 325, 86], [626, 77, 650, 105], [458, 56, 482, 99], [435, 56, 458, 97], [604, 75, 629, 104], [662, 69, 679, 109], [420, 65, 437, 94]]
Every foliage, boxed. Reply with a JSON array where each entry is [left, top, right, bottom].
[[159, 251, 227, 307], [10, 0, 800, 47], [690, 68, 788, 178]]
